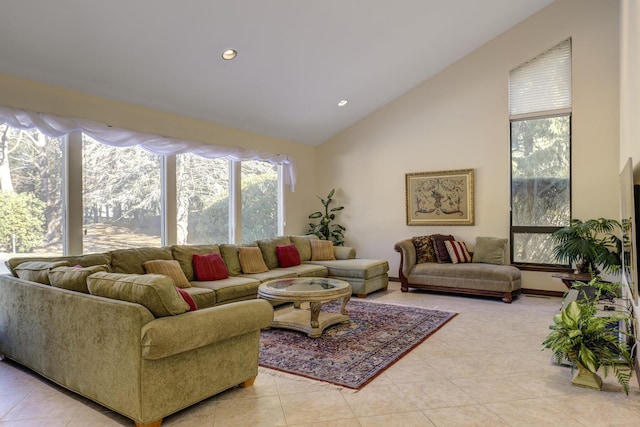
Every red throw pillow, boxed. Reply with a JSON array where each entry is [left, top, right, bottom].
[[192, 253, 229, 281], [176, 287, 198, 311], [275, 244, 302, 267]]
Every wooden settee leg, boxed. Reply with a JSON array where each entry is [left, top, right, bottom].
[[502, 293, 513, 303], [356, 294, 367, 298], [135, 419, 162, 427], [240, 376, 256, 388]]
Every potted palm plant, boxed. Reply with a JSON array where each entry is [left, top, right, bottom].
[[542, 279, 634, 393], [551, 218, 622, 275]]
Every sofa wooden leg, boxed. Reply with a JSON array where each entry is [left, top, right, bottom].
[[135, 419, 162, 427], [356, 294, 367, 298], [502, 293, 513, 303], [240, 376, 256, 388]]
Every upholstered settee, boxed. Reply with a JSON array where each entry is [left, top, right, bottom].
[[0, 235, 388, 426], [394, 235, 522, 303]]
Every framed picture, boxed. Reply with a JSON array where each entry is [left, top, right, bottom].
[[406, 168, 474, 226]]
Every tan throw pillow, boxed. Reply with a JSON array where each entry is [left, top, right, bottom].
[[310, 239, 336, 261], [238, 247, 269, 274], [87, 272, 189, 317], [143, 259, 191, 288], [472, 237, 508, 265], [444, 240, 472, 264], [14, 261, 71, 284], [48, 264, 110, 293]]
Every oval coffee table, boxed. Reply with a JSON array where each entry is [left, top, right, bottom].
[[258, 277, 351, 338]]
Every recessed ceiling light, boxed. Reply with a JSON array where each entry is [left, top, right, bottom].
[[337, 99, 348, 107], [222, 49, 237, 60]]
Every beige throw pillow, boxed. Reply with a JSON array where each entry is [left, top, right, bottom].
[[238, 247, 269, 274], [14, 261, 71, 284], [143, 259, 191, 288], [472, 237, 508, 265], [87, 272, 189, 317], [310, 239, 336, 261], [49, 264, 110, 293]]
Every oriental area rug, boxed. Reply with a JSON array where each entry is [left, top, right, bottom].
[[259, 299, 457, 389]]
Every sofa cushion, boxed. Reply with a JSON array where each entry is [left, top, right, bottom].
[[290, 235, 317, 262], [238, 247, 269, 274], [192, 253, 229, 281], [176, 287, 198, 311], [143, 260, 191, 288], [14, 261, 71, 284], [413, 235, 437, 263], [276, 244, 301, 267], [87, 272, 190, 317], [472, 237, 508, 265], [170, 244, 220, 281], [310, 239, 336, 261], [6, 253, 112, 277], [48, 264, 110, 293], [110, 247, 173, 274], [306, 259, 389, 280], [257, 236, 291, 269], [431, 234, 455, 263], [192, 276, 262, 304], [445, 240, 472, 264], [181, 286, 217, 309]]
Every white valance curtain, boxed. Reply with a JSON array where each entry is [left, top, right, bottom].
[[0, 106, 297, 191]]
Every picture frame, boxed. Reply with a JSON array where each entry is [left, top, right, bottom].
[[406, 169, 474, 226]]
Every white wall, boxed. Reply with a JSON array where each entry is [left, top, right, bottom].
[[0, 73, 319, 236], [318, 0, 621, 292]]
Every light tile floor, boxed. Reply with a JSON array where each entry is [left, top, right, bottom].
[[1, 281, 639, 426]]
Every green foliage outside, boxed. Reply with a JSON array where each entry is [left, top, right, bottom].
[[0, 191, 45, 252]]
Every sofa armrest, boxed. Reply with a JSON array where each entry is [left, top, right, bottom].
[[334, 246, 356, 260], [141, 299, 274, 360], [394, 239, 416, 279]]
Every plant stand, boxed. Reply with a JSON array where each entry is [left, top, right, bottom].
[[571, 365, 602, 390]]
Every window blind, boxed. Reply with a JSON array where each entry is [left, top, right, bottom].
[[509, 39, 572, 117]]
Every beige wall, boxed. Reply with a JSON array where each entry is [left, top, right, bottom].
[[0, 72, 319, 236], [318, 0, 621, 292], [620, 0, 640, 372]]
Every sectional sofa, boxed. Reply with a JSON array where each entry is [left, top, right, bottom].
[[0, 235, 389, 427]]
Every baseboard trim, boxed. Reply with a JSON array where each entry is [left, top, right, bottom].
[[389, 277, 400, 282], [521, 288, 564, 298]]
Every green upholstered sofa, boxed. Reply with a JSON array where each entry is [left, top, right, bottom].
[[394, 237, 521, 303], [0, 235, 389, 426]]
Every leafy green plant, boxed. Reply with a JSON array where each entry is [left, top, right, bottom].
[[0, 191, 45, 253], [542, 279, 634, 394], [551, 218, 622, 275], [307, 189, 345, 246]]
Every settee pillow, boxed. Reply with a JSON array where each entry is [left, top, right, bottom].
[[445, 240, 472, 264], [238, 247, 269, 274], [472, 236, 508, 265], [290, 235, 315, 262], [310, 239, 336, 261], [192, 253, 229, 281], [143, 260, 191, 288], [431, 234, 455, 263], [276, 244, 302, 267], [257, 236, 291, 270], [87, 272, 189, 317], [176, 287, 198, 311], [14, 261, 71, 284], [413, 235, 437, 263], [48, 264, 110, 293]]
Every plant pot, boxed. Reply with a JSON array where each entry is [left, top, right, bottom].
[[571, 364, 602, 390]]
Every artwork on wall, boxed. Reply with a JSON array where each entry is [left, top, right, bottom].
[[406, 169, 474, 226]]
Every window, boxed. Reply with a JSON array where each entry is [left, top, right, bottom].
[[0, 125, 64, 273], [241, 160, 280, 243], [82, 135, 162, 252], [176, 154, 230, 244], [509, 39, 572, 268]]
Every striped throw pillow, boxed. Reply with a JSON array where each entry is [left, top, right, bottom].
[[444, 240, 472, 264], [310, 239, 336, 261]]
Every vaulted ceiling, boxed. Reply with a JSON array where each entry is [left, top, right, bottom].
[[0, 0, 554, 146]]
